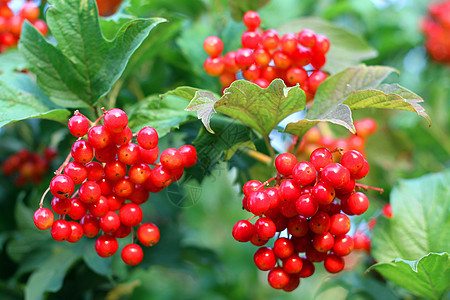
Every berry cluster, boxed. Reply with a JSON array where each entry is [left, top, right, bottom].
[[232, 148, 374, 291], [421, 1, 450, 64], [203, 10, 329, 100], [33, 108, 197, 265], [290, 118, 377, 161], [0, 0, 48, 53], [1, 147, 57, 186]]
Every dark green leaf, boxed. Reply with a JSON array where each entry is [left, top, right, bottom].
[[277, 17, 378, 74], [193, 117, 257, 171], [0, 80, 70, 128], [372, 171, 450, 262], [368, 252, 450, 300], [19, 0, 166, 108], [128, 95, 195, 138]]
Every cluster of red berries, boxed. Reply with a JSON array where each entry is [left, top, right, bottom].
[[1, 147, 57, 186], [290, 118, 377, 161], [0, 0, 48, 53], [203, 10, 329, 100], [33, 108, 197, 265], [421, 1, 450, 64], [232, 148, 372, 291]]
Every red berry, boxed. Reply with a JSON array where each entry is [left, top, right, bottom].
[[51, 219, 72, 241], [137, 223, 160, 246], [254, 48, 271, 67], [104, 108, 128, 133], [329, 213, 351, 236], [352, 159, 370, 179], [88, 195, 109, 217], [275, 153, 297, 175], [64, 161, 87, 185], [254, 246, 277, 271], [203, 57, 225, 76], [117, 142, 141, 165], [298, 259, 315, 278], [254, 217, 276, 240], [68, 115, 89, 137], [79, 181, 102, 204], [261, 29, 280, 50], [129, 163, 151, 184], [332, 235, 354, 256], [311, 181, 335, 205], [71, 140, 94, 163], [105, 194, 125, 211], [33, 208, 54, 230], [312, 232, 334, 252], [95, 234, 119, 257], [19, 2, 40, 21], [292, 161, 316, 186], [80, 214, 100, 238], [286, 66, 308, 85], [51, 197, 72, 215], [241, 30, 261, 49], [178, 145, 197, 168], [69, 197, 87, 220], [100, 211, 121, 233], [248, 191, 271, 216], [85, 161, 105, 181], [309, 211, 331, 234], [121, 243, 143, 265], [243, 11, 261, 30], [382, 203, 393, 218], [340, 150, 365, 174], [110, 126, 132, 146], [310, 148, 333, 171], [88, 125, 111, 149], [312, 34, 330, 54], [295, 194, 319, 218], [353, 232, 371, 253], [298, 29, 316, 48], [104, 160, 127, 181], [321, 163, 350, 188], [347, 192, 369, 215], [324, 254, 345, 273], [223, 51, 239, 72], [137, 127, 158, 150], [149, 165, 172, 188], [273, 237, 294, 259], [265, 187, 280, 209], [235, 48, 254, 68], [94, 144, 117, 163], [287, 215, 309, 237], [232, 220, 254, 242], [283, 275, 300, 292], [67, 221, 83, 243], [50, 174, 75, 199], [113, 178, 135, 198], [279, 179, 301, 202], [308, 70, 327, 91], [280, 33, 298, 53], [273, 50, 291, 69], [243, 180, 263, 197], [113, 224, 132, 239], [203, 36, 223, 57], [283, 254, 303, 274], [119, 203, 143, 227], [268, 267, 290, 289], [160, 148, 183, 170], [140, 146, 159, 164]]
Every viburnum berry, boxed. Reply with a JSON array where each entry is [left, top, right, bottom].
[[104, 108, 128, 133], [298, 259, 315, 278], [347, 192, 369, 215], [85, 161, 105, 181], [309, 211, 331, 234], [332, 235, 354, 256], [121, 243, 144, 265], [254, 217, 276, 240], [292, 161, 316, 186], [51, 197, 72, 215], [80, 214, 100, 238], [160, 148, 183, 170], [117, 143, 141, 165], [310, 147, 333, 171], [340, 150, 365, 174], [50, 174, 75, 199], [311, 181, 335, 205], [111, 126, 132, 145], [248, 191, 270, 216], [321, 163, 350, 188], [51, 219, 72, 241], [243, 10, 261, 30], [68, 115, 89, 137], [113, 224, 132, 239], [100, 211, 121, 233], [79, 181, 102, 204], [67, 221, 84, 243], [203, 36, 223, 57], [232, 220, 254, 242], [287, 215, 309, 237], [137, 127, 158, 150], [329, 213, 351, 236], [71, 140, 94, 163], [273, 237, 294, 259], [69, 197, 87, 220], [33, 208, 54, 230], [254, 247, 277, 271], [295, 194, 319, 218], [279, 179, 301, 202], [137, 223, 160, 246], [88, 195, 109, 217], [324, 254, 345, 273], [267, 267, 290, 289], [95, 234, 119, 257], [312, 232, 334, 253], [283, 254, 303, 274], [119, 203, 143, 227], [140, 146, 159, 164], [382, 203, 393, 218], [203, 57, 225, 76]]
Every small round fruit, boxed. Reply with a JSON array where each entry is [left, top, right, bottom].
[[50, 174, 75, 199], [104, 108, 128, 133], [33, 208, 54, 230], [137, 223, 160, 246], [95, 234, 119, 257], [51, 219, 72, 241], [121, 243, 144, 265], [232, 220, 254, 242]]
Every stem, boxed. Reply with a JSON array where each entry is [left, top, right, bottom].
[[263, 135, 276, 162], [131, 227, 136, 243], [107, 79, 123, 109], [55, 152, 73, 175], [242, 149, 271, 164], [92, 110, 105, 126], [247, 215, 256, 222], [291, 136, 302, 155], [39, 187, 50, 208], [355, 183, 384, 194]]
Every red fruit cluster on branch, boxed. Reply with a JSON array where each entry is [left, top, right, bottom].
[[1, 147, 57, 186], [421, 0, 450, 64], [0, 1, 47, 53], [291, 118, 378, 160], [202, 11, 329, 101], [232, 148, 374, 291], [33, 108, 197, 265]]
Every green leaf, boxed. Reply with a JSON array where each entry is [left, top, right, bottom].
[[193, 117, 257, 171], [371, 171, 450, 262], [0, 80, 70, 128], [277, 17, 378, 74], [0, 50, 28, 73], [128, 95, 195, 138], [24, 245, 82, 300], [185, 90, 220, 134], [368, 252, 450, 300], [19, 0, 166, 108], [285, 65, 430, 135], [228, 0, 270, 21], [218, 79, 305, 136]]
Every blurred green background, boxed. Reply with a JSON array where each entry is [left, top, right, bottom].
[[0, 0, 448, 299]]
